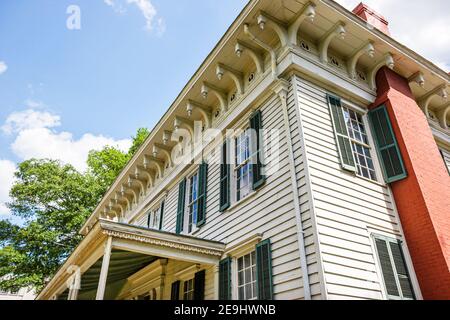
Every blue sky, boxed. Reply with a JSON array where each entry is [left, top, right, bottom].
[[0, 0, 449, 217]]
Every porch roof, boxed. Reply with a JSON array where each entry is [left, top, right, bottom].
[[37, 219, 225, 300]]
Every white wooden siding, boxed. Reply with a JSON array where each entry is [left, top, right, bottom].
[[294, 75, 409, 300], [130, 83, 317, 300]]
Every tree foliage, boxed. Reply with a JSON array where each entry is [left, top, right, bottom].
[[0, 128, 149, 292]]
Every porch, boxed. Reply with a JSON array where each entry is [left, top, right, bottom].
[[37, 219, 225, 300]]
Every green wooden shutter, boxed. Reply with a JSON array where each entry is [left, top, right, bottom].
[[375, 238, 399, 297], [256, 239, 273, 300], [219, 140, 231, 212], [375, 237, 415, 300], [194, 270, 206, 300], [159, 200, 165, 230], [389, 241, 415, 299], [327, 94, 356, 172], [175, 179, 186, 234], [250, 110, 265, 190], [368, 105, 407, 183], [219, 257, 232, 300], [197, 162, 208, 227], [171, 280, 181, 300]]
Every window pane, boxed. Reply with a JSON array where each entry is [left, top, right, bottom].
[[237, 251, 257, 300]]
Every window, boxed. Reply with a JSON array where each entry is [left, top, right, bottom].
[[183, 279, 195, 300], [176, 163, 208, 235], [237, 251, 257, 300], [187, 172, 199, 233], [374, 236, 415, 300], [235, 130, 253, 202], [147, 201, 164, 230], [343, 106, 377, 181]]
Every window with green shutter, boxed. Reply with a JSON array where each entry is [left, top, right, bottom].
[[327, 94, 357, 172], [368, 105, 407, 183], [194, 270, 206, 300], [175, 179, 186, 234], [374, 236, 415, 300], [171, 280, 181, 300], [256, 239, 273, 300], [219, 140, 231, 212], [219, 257, 232, 300], [250, 110, 265, 190], [197, 162, 208, 226]]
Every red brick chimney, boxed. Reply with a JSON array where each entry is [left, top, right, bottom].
[[352, 2, 390, 35]]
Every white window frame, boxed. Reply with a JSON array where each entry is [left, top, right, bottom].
[[233, 128, 253, 203], [147, 201, 164, 230], [234, 250, 258, 301], [182, 278, 195, 301], [183, 169, 200, 235], [341, 99, 385, 184]]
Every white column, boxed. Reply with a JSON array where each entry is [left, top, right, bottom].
[[68, 267, 81, 300], [213, 264, 219, 300], [96, 236, 113, 300]]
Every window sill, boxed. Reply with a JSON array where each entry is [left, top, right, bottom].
[[225, 189, 259, 213], [355, 174, 388, 188]]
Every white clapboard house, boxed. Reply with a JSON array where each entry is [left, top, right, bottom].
[[37, 0, 450, 300]]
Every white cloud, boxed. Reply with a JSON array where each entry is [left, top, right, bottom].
[[1, 109, 61, 135], [2, 108, 132, 172], [0, 61, 7, 75], [0, 160, 16, 216], [11, 128, 131, 172], [335, 0, 450, 72], [104, 0, 165, 34]]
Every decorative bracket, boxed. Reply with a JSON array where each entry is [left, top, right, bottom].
[[162, 130, 172, 145], [153, 143, 174, 167], [256, 11, 289, 47], [347, 41, 375, 79], [187, 100, 212, 128], [408, 71, 426, 88], [135, 166, 154, 189], [436, 103, 450, 130], [119, 187, 131, 211], [244, 23, 277, 79], [128, 174, 146, 197], [201, 82, 228, 113], [216, 63, 244, 94], [418, 83, 448, 115], [235, 40, 264, 74], [368, 52, 395, 90], [174, 115, 194, 138], [318, 21, 346, 63], [143, 155, 165, 179], [288, 2, 316, 46]]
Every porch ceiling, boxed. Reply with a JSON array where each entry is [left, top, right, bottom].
[[58, 250, 157, 300]]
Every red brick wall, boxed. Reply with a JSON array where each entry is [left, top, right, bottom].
[[372, 67, 450, 300]]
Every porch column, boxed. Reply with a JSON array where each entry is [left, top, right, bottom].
[[372, 67, 450, 299], [213, 265, 219, 300], [96, 236, 113, 300], [67, 266, 81, 300]]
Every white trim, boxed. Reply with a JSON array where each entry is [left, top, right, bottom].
[[224, 233, 262, 257], [292, 74, 328, 299]]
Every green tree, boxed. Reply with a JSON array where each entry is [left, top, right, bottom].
[[0, 128, 148, 292]]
